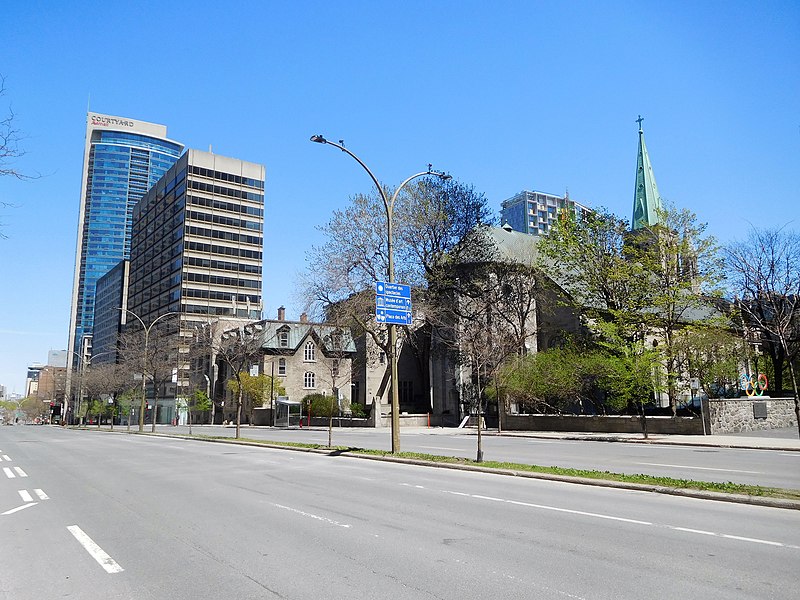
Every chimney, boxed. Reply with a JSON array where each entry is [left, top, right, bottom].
[[300, 312, 308, 323], [277, 306, 285, 321]]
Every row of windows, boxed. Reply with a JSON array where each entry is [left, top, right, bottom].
[[185, 225, 262, 246], [186, 210, 262, 232], [190, 165, 263, 190], [187, 194, 264, 218], [185, 272, 261, 289], [185, 240, 262, 260], [188, 180, 263, 203], [185, 256, 261, 274], [182, 303, 259, 318], [183, 288, 260, 303]]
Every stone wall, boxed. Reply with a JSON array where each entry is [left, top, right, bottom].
[[706, 397, 798, 434], [502, 414, 704, 434]]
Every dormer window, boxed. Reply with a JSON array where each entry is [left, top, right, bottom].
[[304, 341, 315, 362], [279, 330, 289, 347]]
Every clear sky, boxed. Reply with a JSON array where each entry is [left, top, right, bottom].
[[0, 1, 798, 395]]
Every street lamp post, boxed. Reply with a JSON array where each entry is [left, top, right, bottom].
[[310, 134, 451, 453], [119, 309, 178, 432]]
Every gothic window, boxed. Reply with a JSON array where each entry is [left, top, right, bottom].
[[304, 371, 315, 389], [304, 341, 315, 362]]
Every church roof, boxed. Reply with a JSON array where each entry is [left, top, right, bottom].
[[632, 116, 664, 230]]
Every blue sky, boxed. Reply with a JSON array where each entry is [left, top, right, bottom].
[[0, 1, 798, 394]]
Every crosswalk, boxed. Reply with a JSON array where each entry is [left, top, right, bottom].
[[18, 489, 50, 502], [3, 466, 28, 478]]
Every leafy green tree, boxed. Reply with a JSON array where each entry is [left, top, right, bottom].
[[674, 325, 743, 400], [228, 372, 286, 426], [539, 204, 723, 417], [630, 203, 724, 414]]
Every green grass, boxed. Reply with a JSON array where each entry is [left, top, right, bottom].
[[177, 433, 800, 502]]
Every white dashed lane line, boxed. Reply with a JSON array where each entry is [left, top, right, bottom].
[[400, 483, 800, 550], [636, 462, 761, 474]]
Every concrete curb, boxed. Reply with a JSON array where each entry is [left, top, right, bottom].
[[102, 429, 800, 512], [483, 431, 800, 452]]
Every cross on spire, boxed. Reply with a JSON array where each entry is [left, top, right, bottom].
[[636, 115, 644, 130]]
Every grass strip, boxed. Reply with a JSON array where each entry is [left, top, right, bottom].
[[183, 434, 800, 501]]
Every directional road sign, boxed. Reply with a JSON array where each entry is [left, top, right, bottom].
[[376, 281, 412, 325], [376, 281, 411, 299], [376, 308, 413, 325]]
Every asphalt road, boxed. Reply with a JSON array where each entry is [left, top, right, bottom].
[[151, 424, 800, 490], [2, 426, 799, 600]]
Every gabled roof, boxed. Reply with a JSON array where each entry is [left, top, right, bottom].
[[253, 319, 356, 354]]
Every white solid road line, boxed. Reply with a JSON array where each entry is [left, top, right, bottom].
[[3, 467, 14, 478], [636, 462, 761, 474], [2, 503, 38, 515], [67, 525, 124, 574]]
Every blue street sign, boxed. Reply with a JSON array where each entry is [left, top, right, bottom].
[[376, 308, 413, 325], [376, 281, 411, 299], [376, 295, 412, 309]]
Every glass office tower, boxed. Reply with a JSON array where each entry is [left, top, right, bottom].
[[67, 113, 183, 367]]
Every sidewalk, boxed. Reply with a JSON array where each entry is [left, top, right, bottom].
[[481, 429, 800, 451]]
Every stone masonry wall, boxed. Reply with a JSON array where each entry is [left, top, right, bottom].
[[707, 397, 798, 434]]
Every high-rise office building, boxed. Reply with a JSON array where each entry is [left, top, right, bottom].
[[127, 149, 265, 421], [67, 113, 183, 367], [500, 190, 592, 236]]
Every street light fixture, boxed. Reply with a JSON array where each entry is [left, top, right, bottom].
[[119, 308, 179, 432], [310, 134, 451, 453]]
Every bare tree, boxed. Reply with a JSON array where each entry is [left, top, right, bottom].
[[302, 179, 495, 421], [725, 227, 800, 437], [118, 322, 180, 432], [0, 75, 36, 183], [215, 323, 264, 439]]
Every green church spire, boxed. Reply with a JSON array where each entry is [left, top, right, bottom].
[[632, 116, 664, 230]]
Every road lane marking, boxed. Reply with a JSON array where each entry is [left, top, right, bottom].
[[636, 462, 761, 474], [13, 467, 27, 477], [3, 467, 14, 478], [271, 503, 351, 528], [67, 525, 124, 573], [2, 455, 10, 461], [2, 503, 37, 515], [18, 490, 33, 502], [436, 486, 799, 549], [721, 534, 784, 547], [672, 527, 716, 536], [34, 489, 49, 500]]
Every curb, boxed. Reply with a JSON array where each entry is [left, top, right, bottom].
[[483, 431, 800, 452], [103, 429, 800, 512]]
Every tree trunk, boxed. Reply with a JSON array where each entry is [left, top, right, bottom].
[[236, 385, 243, 439]]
